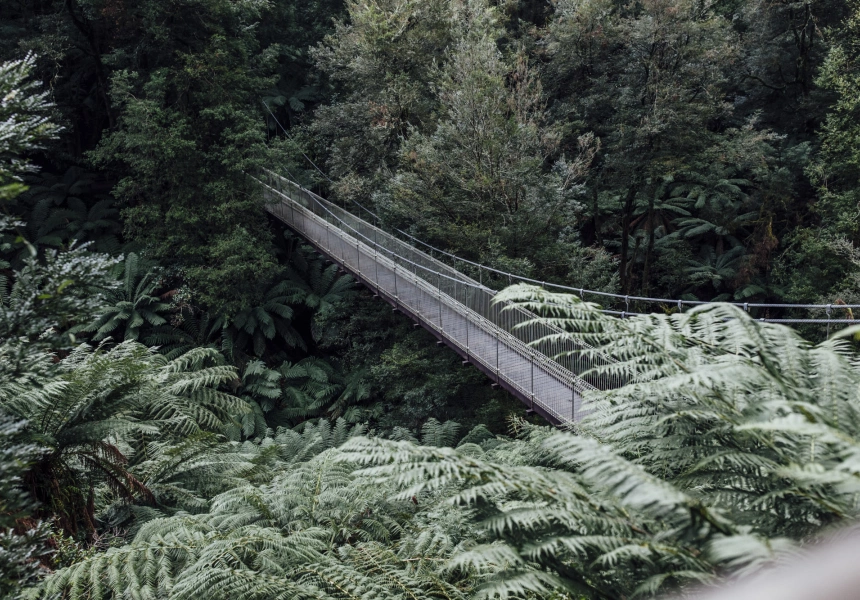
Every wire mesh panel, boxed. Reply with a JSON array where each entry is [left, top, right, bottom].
[[256, 172, 593, 423]]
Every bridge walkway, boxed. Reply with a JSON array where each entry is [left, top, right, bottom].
[[256, 171, 609, 424]]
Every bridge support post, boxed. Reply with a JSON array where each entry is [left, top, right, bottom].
[[438, 274, 443, 335], [530, 355, 535, 411], [374, 249, 379, 295], [394, 264, 399, 310], [466, 313, 469, 360], [356, 240, 361, 276], [495, 334, 500, 383]]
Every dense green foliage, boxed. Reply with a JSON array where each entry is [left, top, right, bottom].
[[5, 0, 860, 597], [307, 0, 853, 306], [34, 298, 860, 599]]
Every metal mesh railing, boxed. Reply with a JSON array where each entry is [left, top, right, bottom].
[[255, 170, 628, 424]]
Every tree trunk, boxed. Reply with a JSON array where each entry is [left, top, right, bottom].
[[642, 195, 656, 295], [619, 184, 637, 293], [65, 0, 115, 130]]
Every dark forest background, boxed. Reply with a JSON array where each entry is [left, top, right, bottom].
[[5, 0, 860, 596]]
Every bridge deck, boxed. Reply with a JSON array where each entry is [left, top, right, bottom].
[[258, 172, 593, 424]]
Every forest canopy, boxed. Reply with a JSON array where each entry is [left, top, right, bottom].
[[3, 0, 860, 598]]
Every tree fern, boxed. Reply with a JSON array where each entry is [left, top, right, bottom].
[[79, 253, 171, 342], [17, 167, 122, 259], [143, 306, 223, 360], [226, 280, 306, 359], [0, 341, 247, 535], [284, 247, 356, 319], [421, 418, 461, 448]]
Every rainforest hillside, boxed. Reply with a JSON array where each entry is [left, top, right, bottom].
[[3, 0, 860, 597]]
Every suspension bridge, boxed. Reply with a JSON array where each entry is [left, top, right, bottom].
[[256, 169, 860, 425]]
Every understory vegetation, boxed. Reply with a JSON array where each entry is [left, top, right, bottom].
[[4, 0, 860, 597]]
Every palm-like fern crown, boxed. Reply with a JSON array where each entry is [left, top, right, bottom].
[[143, 306, 223, 360], [0, 340, 248, 534], [285, 247, 356, 317], [493, 284, 860, 533], [79, 253, 171, 342], [276, 357, 368, 423], [15, 167, 123, 258], [220, 357, 371, 440]]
